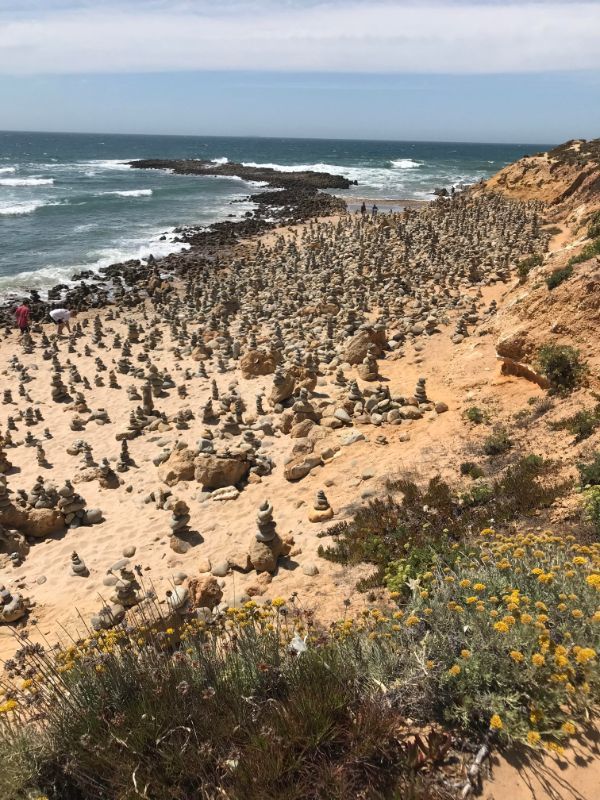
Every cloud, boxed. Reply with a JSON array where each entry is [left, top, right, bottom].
[[0, 1, 599, 75]]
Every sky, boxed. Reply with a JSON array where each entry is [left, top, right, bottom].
[[0, 0, 599, 142]]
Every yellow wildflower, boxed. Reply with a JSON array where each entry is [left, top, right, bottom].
[[489, 714, 503, 730], [448, 665, 461, 677], [510, 650, 524, 663], [575, 647, 596, 665], [271, 597, 286, 608], [531, 653, 546, 667], [561, 721, 576, 735], [494, 621, 509, 633], [461, 649, 471, 659], [527, 731, 541, 745]]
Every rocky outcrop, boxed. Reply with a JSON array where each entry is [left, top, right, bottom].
[[342, 326, 387, 365], [240, 349, 278, 378], [194, 453, 250, 490], [188, 575, 223, 609], [158, 446, 197, 486], [22, 508, 63, 538]]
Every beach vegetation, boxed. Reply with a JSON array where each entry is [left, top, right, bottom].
[[545, 264, 573, 289], [482, 428, 513, 456], [2, 526, 598, 800], [318, 459, 567, 579], [517, 253, 543, 282], [536, 344, 587, 393], [464, 406, 486, 425], [577, 451, 600, 487], [567, 237, 600, 268], [550, 404, 600, 443]]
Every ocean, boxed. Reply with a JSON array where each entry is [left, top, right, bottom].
[[0, 131, 550, 297]]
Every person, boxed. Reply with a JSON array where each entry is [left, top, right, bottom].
[[360, 201, 367, 217], [371, 204, 378, 218], [49, 306, 77, 335], [14, 300, 31, 335]]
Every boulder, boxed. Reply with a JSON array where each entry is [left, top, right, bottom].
[[240, 349, 278, 378], [194, 454, 250, 490], [22, 508, 63, 538], [283, 454, 323, 482], [342, 326, 387, 365], [290, 419, 315, 438], [248, 533, 292, 573], [158, 446, 196, 486], [269, 369, 295, 405], [496, 330, 533, 362], [188, 575, 223, 609]]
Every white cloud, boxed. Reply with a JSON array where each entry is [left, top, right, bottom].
[[0, 2, 598, 75]]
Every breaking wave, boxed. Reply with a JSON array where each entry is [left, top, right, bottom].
[[0, 177, 55, 186], [390, 158, 422, 169], [0, 200, 56, 216], [99, 189, 153, 198]]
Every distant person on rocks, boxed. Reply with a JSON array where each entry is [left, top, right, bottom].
[[371, 204, 378, 218], [49, 307, 77, 335], [14, 300, 31, 335], [360, 201, 367, 217]]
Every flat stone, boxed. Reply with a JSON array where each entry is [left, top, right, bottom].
[[340, 431, 365, 446], [211, 561, 230, 578], [122, 545, 136, 558]]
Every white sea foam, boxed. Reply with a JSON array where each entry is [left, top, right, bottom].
[[99, 189, 153, 198], [0, 177, 55, 186], [0, 228, 189, 296], [0, 166, 17, 174], [0, 200, 50, 216], [390, 158, 422, 169], [211, 156, 229, 165]]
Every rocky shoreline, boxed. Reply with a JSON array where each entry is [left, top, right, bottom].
[[0, 161, 352, 326]]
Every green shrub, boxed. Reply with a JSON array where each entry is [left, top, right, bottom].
[[465, 406, 486, 425], [482, 428, 512, 456], [546, 265, 573, 289], [567, 237, 600, 267], [460, 461, 485, 479], [2, 527, 598, 795], [587, 211, 600, 239], [578, 451, 600, 487], [551, 405, 600, 442], [536, 344, 587, 393], [582, 485, 600, 535], [517, 253, 543, 282], [461, 482, 494, 507], [319, 460, 567, 574]]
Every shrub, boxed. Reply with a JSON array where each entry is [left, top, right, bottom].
[[583, 486, 600, 535], [460, 461, 485, 479], [568, 237, 600, 267], [551, 405, 600, 442], [578, 451, 600, 487], [587, 211, 600, 240], [465, 406, 486, 425], [546, 265, 573, 290], [2, 528, 598, 795], [536, 344, 587, 393], [517, 253, 543, 282], [320, 461, 567, 575], [482, 428, 512, 456]]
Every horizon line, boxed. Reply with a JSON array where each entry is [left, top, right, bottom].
[[0, 128, 558, 149]]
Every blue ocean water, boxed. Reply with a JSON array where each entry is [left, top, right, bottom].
[[0, 131, 550, 296]]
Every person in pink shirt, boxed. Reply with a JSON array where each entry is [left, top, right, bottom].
[[14, 300, 31, 335]]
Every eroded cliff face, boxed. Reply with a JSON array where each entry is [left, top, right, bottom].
[[476, 139, 600, 227]]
